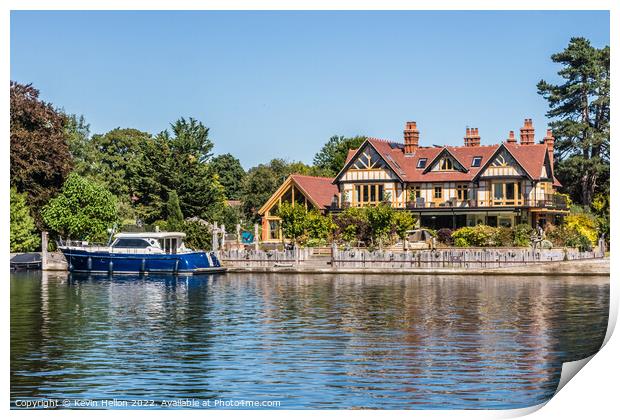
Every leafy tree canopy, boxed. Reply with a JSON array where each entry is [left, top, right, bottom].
[[41, 173, 119, 242], [313, 135, 366, 176], [65, 114, 97, 179], [132, 117, 225, 224], [537, 37, 609, 206], [166, 190, 184, 230], [210, 153, 246, 200], [10, 81, 72, 218], [10, 188, 40, 252], [91, 127, 152, 200]]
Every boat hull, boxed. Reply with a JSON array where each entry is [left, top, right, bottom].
[[59, 248, 226, 275]]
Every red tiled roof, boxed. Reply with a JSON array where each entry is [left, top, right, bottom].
[[290, 174, 338, 210], [503, 142, 549, 180], [343, 138, 553, 183]]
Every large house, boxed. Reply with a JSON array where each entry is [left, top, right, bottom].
[[258, 119, 568, 242]]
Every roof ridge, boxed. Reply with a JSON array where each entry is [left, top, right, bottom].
[[368, 137, 404, 145], [290, 173, 334, 180]]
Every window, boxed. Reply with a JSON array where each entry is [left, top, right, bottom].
[[472, 156, 482, 167], [434, 186, 443, 199], [492, 181, 523, 206], [269, 220, 280, 240], [440, 158, 453, 171], [113, 238, 150, 248], [410, 185, 421, 199], [491, 153, 509, 167], [499, 218, 513, 228], [354, 184, 385, 206], [352, 147, 385, 170], [417, 158, 427, 168], [456, 184, 469, 201]]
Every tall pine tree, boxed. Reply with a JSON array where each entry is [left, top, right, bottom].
[[537, 37, 609, 206]]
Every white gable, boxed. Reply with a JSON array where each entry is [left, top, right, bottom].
[[429, 152, 465, 172], [340, 145, 399, 181], [480, 149, 527, 178]]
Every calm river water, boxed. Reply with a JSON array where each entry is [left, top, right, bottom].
[[11, 271, 608, 409]]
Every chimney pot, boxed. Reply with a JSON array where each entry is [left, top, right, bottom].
[[520, 118, 535, 145], [464, 126, 481, 147], [507, 130, 516, 143], [404, 121, 420, 155], [543, 128, 555, 175]]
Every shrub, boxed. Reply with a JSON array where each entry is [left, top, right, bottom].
[[333, 207, 371, 245], [564, 214, 598, 245], [436, 228, 453, 246], [10, 188, 40, 252], [392, 211, 416, 240], [305, 210, 335, 241], [183, 220, 212, 251], [454, 237, 469, 247], [452, 225, 496, 247], [493, 227, 513, 247], [545, 223, 594, 251], [512, 223, 534, 247]]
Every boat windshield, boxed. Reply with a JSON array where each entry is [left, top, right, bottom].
[[158, 237, 183, 254], [112, 238, 151, 249]]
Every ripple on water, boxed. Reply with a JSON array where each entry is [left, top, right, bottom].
[[10, 272, 608, 409]]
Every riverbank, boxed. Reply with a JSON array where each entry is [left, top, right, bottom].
[[15, 252, 609, 276], [225, 257, 609, 276]]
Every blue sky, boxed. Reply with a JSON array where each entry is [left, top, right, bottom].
[[11, 11, 609, 169]]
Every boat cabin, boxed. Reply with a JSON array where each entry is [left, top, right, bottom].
[[111, 232, 188, 254]]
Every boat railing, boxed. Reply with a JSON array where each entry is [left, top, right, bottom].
[[60, 240, 175, 255]]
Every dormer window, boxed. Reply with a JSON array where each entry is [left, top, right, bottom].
[[472, 156, 482, 167], [440, 158, 453, 171], [417, 158, 427, 169]]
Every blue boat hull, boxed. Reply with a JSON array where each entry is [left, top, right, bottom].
[[60, 248, 225, 275]]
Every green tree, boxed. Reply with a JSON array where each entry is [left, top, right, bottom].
[[41, 173, 119, 242], [276, 202, 308, 246], [214, 203, 244, 232], [366, 204, 394, 247], [391, 211, 416, 243], [91, 128, 152, 200], [537, 37, 609, 207], [333, 207, 371, 245], [10, 188, 40, 252], [64, 114, 98, 179], [166, 190, 184, 230], [182, 220, 212, 251], [132, 118, 225, 223], [210, 153, 246, 200], [313, 135, 366, 176], [305, 210, 334, 242], [10, 82, 72, 218]]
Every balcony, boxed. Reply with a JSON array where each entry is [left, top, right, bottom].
[[404, 194, 568, 210], [330, 194, 569, 212]]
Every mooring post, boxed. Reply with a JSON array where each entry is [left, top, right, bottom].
[[41, 231, 48, 270], [254, 223, 259, 251], [212, 223, 219, 252]]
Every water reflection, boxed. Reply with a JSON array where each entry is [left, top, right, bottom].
[[11, 271, 608, 409]]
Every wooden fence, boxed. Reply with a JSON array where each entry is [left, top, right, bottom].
[[220, 248, 312, 267], [220, 244, 604, 269], [331, 247, 604, 269]]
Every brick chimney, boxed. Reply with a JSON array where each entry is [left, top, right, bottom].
[[520, 118, 535, 145], [543, 129, 555, 174], [464, 127, 481, 147], [506, 130, 517, 144], [404, 121, 419, 155]]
